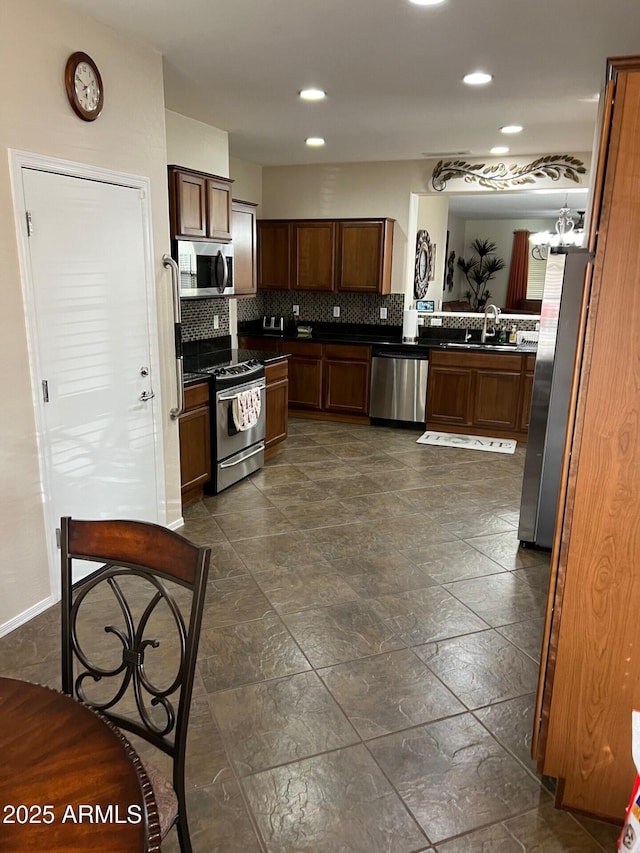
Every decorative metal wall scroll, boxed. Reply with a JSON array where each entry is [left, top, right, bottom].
[[431, 154, 586, 192]]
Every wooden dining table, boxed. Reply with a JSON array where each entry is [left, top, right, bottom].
[[0, 677, 160, 852]]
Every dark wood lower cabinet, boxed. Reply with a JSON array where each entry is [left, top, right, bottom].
[[264, 360, 288, 458], [179, 382, 211, 507], [519, 356, 536, 432], [323, 344, 371, 416], [473, 368, 521, 431], [427, 366, 473, 426], [286, 342, 323, 410], [238, 336, 372, 422], [427, 350, 533, 440]]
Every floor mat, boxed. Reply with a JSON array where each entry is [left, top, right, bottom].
[[417, 430, 517, 454]]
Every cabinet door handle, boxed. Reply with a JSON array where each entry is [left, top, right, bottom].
[[139, 390, 155, 401]]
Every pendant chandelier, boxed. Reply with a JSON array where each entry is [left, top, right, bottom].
[[530, 201, 585, 248]]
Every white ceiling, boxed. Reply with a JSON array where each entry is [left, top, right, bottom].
[[62, 0, 640, 167]]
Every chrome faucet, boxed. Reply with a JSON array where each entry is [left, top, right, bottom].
[[481, 303, 501, 343]]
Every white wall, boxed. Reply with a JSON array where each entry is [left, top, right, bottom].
[[415, 195, 449, 303], [262, 157, 591, 299], [0, 0, 176, 632], [443, 212, 466, 299], [262, 160, 433, 294], [165, 110, 229, 177], [460, 218, 555, 307], [229, 157, 263, 210]]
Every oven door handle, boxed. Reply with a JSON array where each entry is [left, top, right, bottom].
[[219, 443, 265, 469], [218, 382, 265, 402]]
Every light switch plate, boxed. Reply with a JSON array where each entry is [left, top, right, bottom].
[[213, 315, 219, 330], [430, 317, 442, 326], [379, 307, 388, 320], [293, 304, 300, 317], [333, 306, 340, 318]]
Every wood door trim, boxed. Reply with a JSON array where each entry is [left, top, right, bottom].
[[532, 260, 594, 765]]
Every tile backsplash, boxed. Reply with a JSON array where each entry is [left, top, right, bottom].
[[236, 291, 405, 325], [424, 313, 540, 331], [184, 292, 540, 341], [181, 298, 230, 341]]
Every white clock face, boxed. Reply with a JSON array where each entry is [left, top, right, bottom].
[[74, 62, 100, 112]]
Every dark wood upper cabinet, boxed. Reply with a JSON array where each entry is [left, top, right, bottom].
[[231, 199, 257, 297], [168, 166, 233, 242], [337, 220, 393, 294], [257, 221, 291, 290], [257, 218, 394, 293], [291, 221, 336, 291], [172, 171, 206, 238], [206, 177, 233, 241]]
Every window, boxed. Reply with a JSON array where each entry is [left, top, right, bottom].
[[527, 250, 547, 299]]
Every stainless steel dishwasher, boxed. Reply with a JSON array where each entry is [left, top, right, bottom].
[[369, 347, 429, 425]]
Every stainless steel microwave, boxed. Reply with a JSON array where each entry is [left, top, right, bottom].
[[175, 240, 234, 298]]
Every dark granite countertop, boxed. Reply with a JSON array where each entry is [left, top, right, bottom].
[[182, 328, 534, 389], [236, 320, 534, 355], [183, 346, 288, 387]]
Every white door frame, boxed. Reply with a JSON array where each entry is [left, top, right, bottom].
[[9, 149, 167, 601]]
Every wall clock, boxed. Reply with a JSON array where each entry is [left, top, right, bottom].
[[65, 52, 104, 121], [414, 230, 432, 298]]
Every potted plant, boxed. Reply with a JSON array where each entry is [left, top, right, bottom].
[[456, 238, 506, 311]]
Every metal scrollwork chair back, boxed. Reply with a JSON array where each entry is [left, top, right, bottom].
[[60, 517, 210, 853]]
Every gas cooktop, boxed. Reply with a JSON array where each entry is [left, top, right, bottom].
[[189, 349, 265, 388]]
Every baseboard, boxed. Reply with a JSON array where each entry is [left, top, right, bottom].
[[167, 517, 185, 531], [288, 409, 370, 425], [0, 594, 56, 639]]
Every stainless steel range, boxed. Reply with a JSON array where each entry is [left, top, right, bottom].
[[198, 356, 266, 494]]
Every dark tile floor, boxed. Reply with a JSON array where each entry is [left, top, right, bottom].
[[0, 418, 621, 852]]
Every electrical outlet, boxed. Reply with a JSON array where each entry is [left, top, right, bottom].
[[293, 304, 300, 317], [213, 315, 219, 330], [379, 306, 388, 320], [430, 317, 442, 327], [333, 306, 340, 318]]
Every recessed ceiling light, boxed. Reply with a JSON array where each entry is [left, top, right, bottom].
[[501, 125, 523, 134], [299, 88, 326, 101], [305, 137, 325, 147], [490, 146, 509, 155], [409, 0, 446, 5], [463, 71, 493, 86]]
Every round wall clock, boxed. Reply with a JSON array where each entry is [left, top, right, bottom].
[[65, 52, 104, 121], [414, 230, 432, 298]]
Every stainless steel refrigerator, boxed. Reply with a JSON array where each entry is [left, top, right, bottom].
[[518, 248, 591, 549]]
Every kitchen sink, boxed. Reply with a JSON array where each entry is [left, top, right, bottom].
[[439, 342, 522, 352]]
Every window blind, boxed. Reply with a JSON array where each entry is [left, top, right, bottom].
[[527, 253, 547, 299]]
